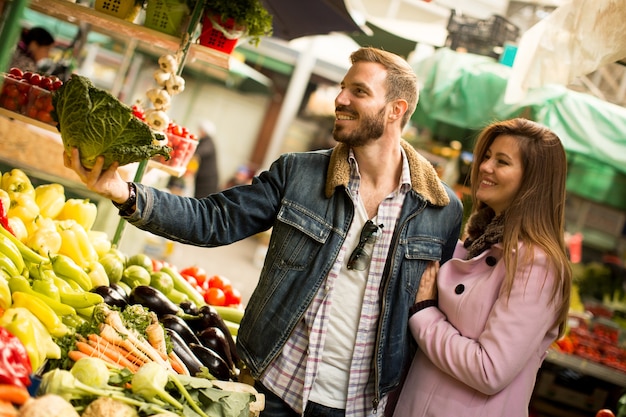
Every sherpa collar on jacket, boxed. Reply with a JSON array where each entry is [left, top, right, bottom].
[[325, 139, 451, 207]]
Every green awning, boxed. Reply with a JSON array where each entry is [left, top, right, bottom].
[[411, 48, 626, 176]]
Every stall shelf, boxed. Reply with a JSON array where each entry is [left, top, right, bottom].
[[1, 0, 231, 243]]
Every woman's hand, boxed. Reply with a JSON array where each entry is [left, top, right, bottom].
[[63, 148, 129, 204], [416, 261, 439, 303]]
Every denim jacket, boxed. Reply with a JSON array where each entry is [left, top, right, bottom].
[[125, 140, 463, 404]]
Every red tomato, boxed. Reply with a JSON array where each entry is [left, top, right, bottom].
[[39, 77, 53, 90], [29, 73, 42, 86], [596, 410, 615, 417], [204, 287, 226, 306], [224, 287, 242, 306], [180, 265, 207, 282], [8, 67, 23, 78], [208, 275, 225, 289]]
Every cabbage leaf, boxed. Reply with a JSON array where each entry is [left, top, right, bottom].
[[52, 74, 170, 169]]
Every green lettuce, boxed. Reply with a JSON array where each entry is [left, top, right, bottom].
[[52, 74, 170, 169]]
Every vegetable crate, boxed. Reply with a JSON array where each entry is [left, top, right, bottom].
[[445, 10, 519, 59], [144, 0, 190, 36], [199, 15, 239, 54], [94, 0, 140, 21], [149, 133, 198, 177]]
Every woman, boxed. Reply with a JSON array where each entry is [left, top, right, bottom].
[[393, 118, 572, 417], [10, 27, 55, 73]]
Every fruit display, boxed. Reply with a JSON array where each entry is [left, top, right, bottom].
[[0, 169, 260, 416], [0, 68, 62, 126]]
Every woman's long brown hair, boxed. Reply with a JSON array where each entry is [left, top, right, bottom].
[[469, 118, 572, 337]]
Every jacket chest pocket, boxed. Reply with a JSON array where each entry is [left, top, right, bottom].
[[272, 202, 332, 270], [402, 237, 443, 292]]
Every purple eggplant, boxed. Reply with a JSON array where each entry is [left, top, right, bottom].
[[189, 343, 231, 381]]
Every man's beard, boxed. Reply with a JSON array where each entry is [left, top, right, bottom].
[[332, 106, 386, 147]]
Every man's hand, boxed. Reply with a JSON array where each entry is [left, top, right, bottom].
[[63, 148, 129, 203], [415, 261, 439, 303]]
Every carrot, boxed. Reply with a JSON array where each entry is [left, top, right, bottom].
[[146, 322, 169, 361], [99, 324, 152, 364], [103, 311, 171, 368], [69, 349, 125, 370], [74, 341, 126, 371], [86, 334, 142, 371], [169, 351, 189, 375], [0, 399, 18, 417], [0, 385, 29, 406], [68, 350, 93, 363]]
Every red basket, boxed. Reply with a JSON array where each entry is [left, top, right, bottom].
[[198, 15, 242, 54]]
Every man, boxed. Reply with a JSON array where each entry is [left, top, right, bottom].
[[192, 120, 220, 197], [64, 47, 463, 416]]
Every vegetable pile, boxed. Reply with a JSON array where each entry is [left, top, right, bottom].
[[51, 74, 171, 169], [0, 168, 261, 416]]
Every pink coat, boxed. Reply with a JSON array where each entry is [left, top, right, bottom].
[[393, 241, 561, 417]]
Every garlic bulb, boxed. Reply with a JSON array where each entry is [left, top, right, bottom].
[[158, 54, 178, 73], [146, 88, 171, 111], [144, 109, 170, 131], [165, 75, 185, 96], [153, 69, 170, 87]]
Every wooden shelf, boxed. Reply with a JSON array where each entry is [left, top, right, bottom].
[[0, 107, 59, 134], [28, 0, 230, 70], [545, 349, 626, 387]]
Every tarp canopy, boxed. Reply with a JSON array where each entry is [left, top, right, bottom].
[[411, 48, 626, 176]]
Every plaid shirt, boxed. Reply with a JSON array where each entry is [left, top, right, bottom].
[[261, 148, 411, 416]]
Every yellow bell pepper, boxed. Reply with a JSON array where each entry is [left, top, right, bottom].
[[27, 221, 62, 257], [56, 198, 98, 231], [87, 230, 112, 259], [0, 307, 48, 372], [7, 217, 27, 243], [8, 193, 40, 225], [0, 190, 9, 216], [1, 169, 34, 199], [55, 219, 99, 268], [85, 259, 109, 288], [34, 183, 66, 219]]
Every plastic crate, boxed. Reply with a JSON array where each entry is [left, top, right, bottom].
[[198, 15, 241, 54], [446, 10, 519, 58], [94, 0, 140, 21], [24, 85, 56, 126], [150, 133, 198, 177], [144, 0, 190, 36], [0, 74, 30, 114]]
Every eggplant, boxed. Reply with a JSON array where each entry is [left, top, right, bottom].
[[165, 328, 204, 376], [179, 300, 198, 316], [197, 326, 235, 372], [110, 283, 129, 300], [160, 314, 201, 346], [91, 285, 128, 309], [189, 343, 231, 381], [129, 285, 180, 317], [189, 305, 240, 364]]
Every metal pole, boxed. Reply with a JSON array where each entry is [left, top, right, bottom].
[[0, 0, 28, 73], [111, 0, 206, 247]]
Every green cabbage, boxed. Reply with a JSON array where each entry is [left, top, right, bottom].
[[52, 74, 170, 169]]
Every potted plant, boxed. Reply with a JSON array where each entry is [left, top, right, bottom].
[[200, 0, 273, 48]]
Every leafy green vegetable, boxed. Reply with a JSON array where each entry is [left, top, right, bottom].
[[52, 74, 171, 169]]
